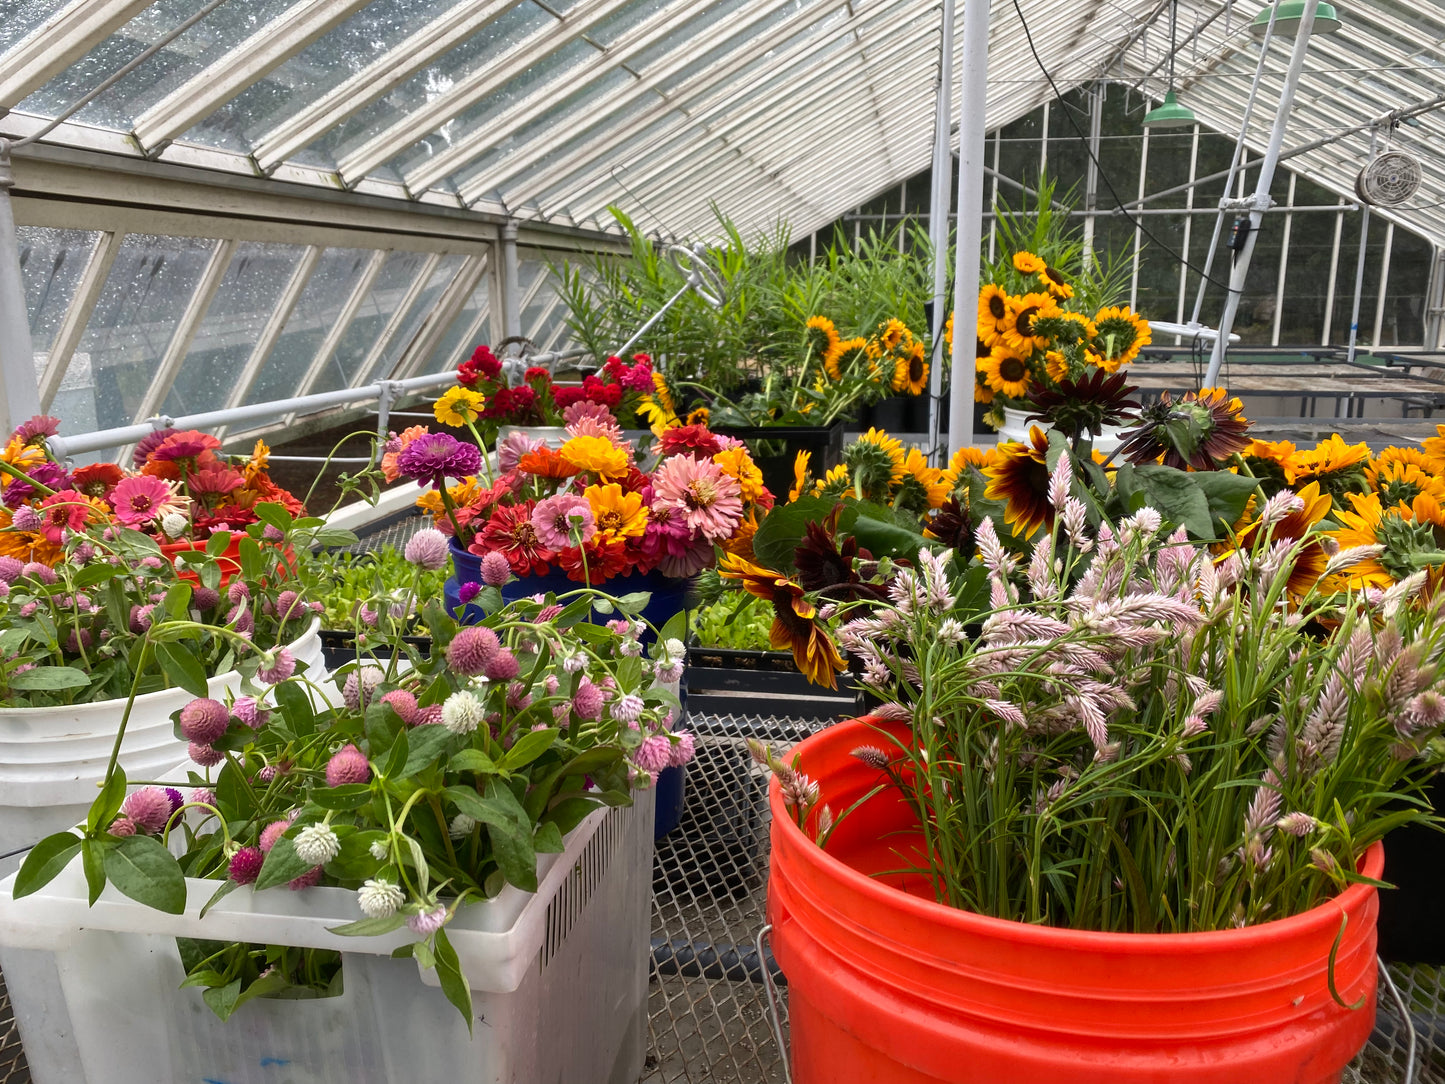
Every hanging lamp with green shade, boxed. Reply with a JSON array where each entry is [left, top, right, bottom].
[[1250, 0, 1343, 36], [1143, 0, 1197, 130]]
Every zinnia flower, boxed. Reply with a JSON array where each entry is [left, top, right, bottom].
[[188, 465, 245, 498], [110, 475, 182, 527], [434, 386, 486, 427], [497, 430, 544, 472], [71, 462, 124, 501], [397, 433, 482, 488], [656, 425, 722, 460], [532, 494, 596, 549], [476, 500, 555, 577], [148, 430, 221, 464], [13, 415, 59, 445], [651, 455, 743, 542], [584, 483, 648, 542], [559, 435, 630, 481], [36, 490, 99, 544]]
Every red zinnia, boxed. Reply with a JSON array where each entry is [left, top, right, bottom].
[[559, 536, 629, 584], [474, 501, 555, 577], [517, 447, 579, 480], [193, 504, 258, 534], [658, 425, 722, 459], [72, 463, 124, 501]]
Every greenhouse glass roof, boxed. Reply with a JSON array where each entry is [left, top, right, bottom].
[[1, 0, 1440, 244]]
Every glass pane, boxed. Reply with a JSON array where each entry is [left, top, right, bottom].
[[245, 247, 374, 406], [67, 233, 216, 433], [419, 277, 491, 375], [18, 0, 298, 132], [519, 254, 566, 350], [300, 1, 554, 173], [161, 242, 307, 418], [311, 250, 431, 395], [0, 0, 68, 56], [366, 253, 467, 382], [183, 0, 465, 153], [16, 226, 99, 361]]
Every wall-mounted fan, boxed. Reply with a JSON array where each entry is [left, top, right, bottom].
[[1354, 150, 1423, 206]]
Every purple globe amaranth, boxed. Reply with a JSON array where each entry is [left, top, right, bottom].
[[480, 551, 512, 587], [189, 741, 224, 767], [228, 846, 264, 885], [447, 626, 501, 675], [403, 527, 450, 571], [326, 743, 371, 787], [179, 697, 230, 744], [120, 787, 173, 834], [396, 432, 482, 488], [484, 649, 520, 683], [342, 667, 384, 710], [381, 689, 419, 725]]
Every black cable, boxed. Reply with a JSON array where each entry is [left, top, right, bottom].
[[1009, 0, 1236, 293]]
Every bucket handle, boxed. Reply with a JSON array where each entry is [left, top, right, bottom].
[[756, 923, 792, 1084], [1378, 955, 1417, 1084]]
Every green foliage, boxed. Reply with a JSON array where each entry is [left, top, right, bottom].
[[296, 545, 446, 630], [690, 591, 774, 651]]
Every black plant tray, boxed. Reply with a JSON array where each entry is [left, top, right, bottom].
[[686, 647, 860, 722], [711, 419, 846, 499], [319, 629, 433, 672]]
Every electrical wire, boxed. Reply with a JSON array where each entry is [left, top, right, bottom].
[[1010, 0, 1238, 293]]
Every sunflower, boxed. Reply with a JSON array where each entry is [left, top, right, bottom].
[[433, 386, 485, 427], [1044, 350, 1069, 385], [1039, 265, 1074, 299], [1371, 445, 1436, 476], [1026, 368, 1140, 442], [846, 429, 907, 500], [857, 428, 906, 479], [984, 425, 1054, 536], [1233, 481, 1333, 596], [1369, 460, 1445, 509], [827, 337, 868, 382], [651, 371, 677, 415], [893, 448, 950, 513], [1012, 251, 1045, 275], [1422, 424, 1445, 474], [942, 445, 996, 492], [944, 312, 954, 350], [892, 339, 928, 395], [1091, 306, 1151, 370], [1330, 491, 1445, 588], [925, 497, 973, 556], [684, 406, 710, 427], [878, 318, 909, 352], [980, 345, 1032, 399], [789, 450, 812, 503], [1241, 439, 1302, 496], [805, 315, 840, 363], [1054, 311, 1096, 347], [811, 463, 852, 499], [1002, 292, 1060, 355], [1293, 434, 1371, 504], [1117, 388, 1249, 471], [718, 553, 847, 688], [977, 284, 1011, 343]]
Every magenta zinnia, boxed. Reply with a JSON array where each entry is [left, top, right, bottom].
[[652, 454, 743, 542], [396, 432, 483, 487], [111, 475, 181, 527], [188, 465, 245, 497], [148, 429, 221, 463]]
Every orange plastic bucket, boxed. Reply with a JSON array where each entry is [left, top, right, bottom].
[[767, 717, 1381, 1084], [160, 538, 297, 588]]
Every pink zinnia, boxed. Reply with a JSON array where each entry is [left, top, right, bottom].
[[651, 455, 742, 542], [497, 430, 545, 472], [111, 475, 179, 527], [531, 494, 595, 550], [188, 465, 245, 497], [148, 430, 221, 464], [13, 414, 60, 444], [37, 489, 93, 544], [659, 536, 716, 579]]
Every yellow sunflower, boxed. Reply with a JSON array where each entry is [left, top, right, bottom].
[[1001, 292, 1059, 354], [897, 447, 949, 509], [1012, 251, 1045, 275], [805, 315, 840, 363], [652, 371, 676, 415], [942, 445, 997, 491], [857, 428, 906, 482], [789, 450, 812, 503], [811, 463, 852, 499], [433, 385, 485, 427], [826, 336, 868, 382], [977, 284, 1011, 343], [1038, 265, 1074, 299], [1091, 306, 1151, 370], [1369, 460, 1445, 509], [584, 483, 649, 542], [878, 318, 909, 352], [1044, 350, 1069, 384], [980, 345, 1032, 399], [684, 406, 710, 427], [1054, 311, 1096, 347], [944, 312, 954, 350], [892, 339, 928, 395], [1421, 423, 1445, 474], [1368, 445, 1436, 480], [718, 553, 847, 688], [560, 435, 630, 481], [1329, 491, 1445, 589], [1241, 439, 1302, 488], [984, 425, 1054, 536], [1293, 434, 1371, 497]]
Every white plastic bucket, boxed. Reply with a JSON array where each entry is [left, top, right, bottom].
[[0, 789, 653, 1084], [996, 405, 1123, 454]]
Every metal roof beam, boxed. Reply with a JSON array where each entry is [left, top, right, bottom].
[[0, 0, 153, 111]]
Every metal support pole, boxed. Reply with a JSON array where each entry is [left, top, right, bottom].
[[1372, 221, 1394, 349], [0, 143, 42, 434], [374, 379, 398, 467], [1082, 86, 1103, 268], [927, 0, 956, 465], [947, 0, 990, 459], [501, 220, 522, 340], [1345, 131, 1377, 365], [1203, 0, 1320, 389]]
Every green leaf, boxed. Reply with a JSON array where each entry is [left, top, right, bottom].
[[382, 729, 409, 780], [544, 796, 601, 838], [1134, 464, 1214, 540], [533, 821, 565, 853], [328, 913, 407, 937], [656, 609, 687, 648], [448, 748, 499, 774], [1191, 470, 1262, 534], [87, 764, 127, 832], [14, 832, 83, 898], [103, 834, 186, 914], [9, 666, 92, 691], [444, 786, 521, 829], [202, 978, 242, 1022], [254, 834, 312, 892], [252, 503, 293, 533], [155, 642, 209, 698], [401, 724, 455, 779], [433, 928, 474, 1033], [847, 508, 927, 563], [310, 527, 360, 548], [205, 530, 234, 557], [273, 679, 315, 738], [199, 877, 240, 919], [161, 582, 193, 621], [752, 494, 837, 573], [559, 747, 626, 778], [81, 839, 107, 905], [501, 727, 558, 772], [72, 563, 118, 590], [610, 591, 651, 615], [311, 783, 373, 811]]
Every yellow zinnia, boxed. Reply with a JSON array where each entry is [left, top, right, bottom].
[[714, 446, 769, 504], [584, 483, 648, 541], [560, 435, 630, 481], [433, 386, 486, 427]]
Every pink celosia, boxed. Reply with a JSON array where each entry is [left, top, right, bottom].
[[111, 475, 182, 528], [651, 454, 743, 542], [531, 494, 596, 550]]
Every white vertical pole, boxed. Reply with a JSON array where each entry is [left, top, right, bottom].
[[927, 0, 956, 464], [1322, 196, 1344, 344], [987, 129, 1000, 262], [1204, 0, 1322, 387], [948, 0, 991, 459], [0, 144, 41, 434], [501, 220, 522, 340], [1129, 126, 1150, 310], [1271, 172, 1295, 346], [1346, 130, 1377, 365], [1371, 221, 1394, 348], [1082, 86, 1102, 268], [1175, 122, 1200, 341]]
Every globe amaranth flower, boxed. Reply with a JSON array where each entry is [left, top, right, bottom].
[[256, 647, 296, 684], [120, 787, 174, 834], [326, 744, 371, 786], [531, 493, 596, 550], [480, 550, 511, 587], [228, 846, 264, 884], [381, 689, 419, 725], [652, 454, 743, 542], [294, 824, 341, 865], [179, 697, 230, 744], [189, 742, 224, 767], [343, 666, 384, 710], [449, 813, 477, 839], [396, 432, 483, 488], [458, 581, 483, 606], [484, 649, 520, 682], [441, 690, 485, 735], [403, 527, 450, 571], [572, 677, 604, 721], [612, 693, 645, 724], [448, 626, 501, 675], [670, 730, 696, 767], [357, 878, 405, 919], [107, 816, 137, 838], [259, 815, 296, 853], [407, 903, 450, 937], [634, 735, 674, 773], [289, 867, 323, 891]]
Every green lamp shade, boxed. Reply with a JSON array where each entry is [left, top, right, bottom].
[[1143, 90, 1197, 129], [1250, 0, 1342, 36]]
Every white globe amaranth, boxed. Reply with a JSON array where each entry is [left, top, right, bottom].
[[293, 824, 340, 865], [368, 839, 390, 861], [449, 813, 477, 839], [441, 690, 485, 735], [161, 512, 188, 539], [357, 878, 406, 919]]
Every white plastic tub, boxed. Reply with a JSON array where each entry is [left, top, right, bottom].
[[0, 787, 654, 1084], [0, 618, 327, 870]]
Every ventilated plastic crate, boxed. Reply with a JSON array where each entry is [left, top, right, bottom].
[[0, 788, 654, 1084]]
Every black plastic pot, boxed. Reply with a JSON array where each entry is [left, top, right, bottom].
[[685, 647, 861, 721], [711, 420, 846, 500], [319, 629, 432, 672], [1376, 774, 1445, 963]]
